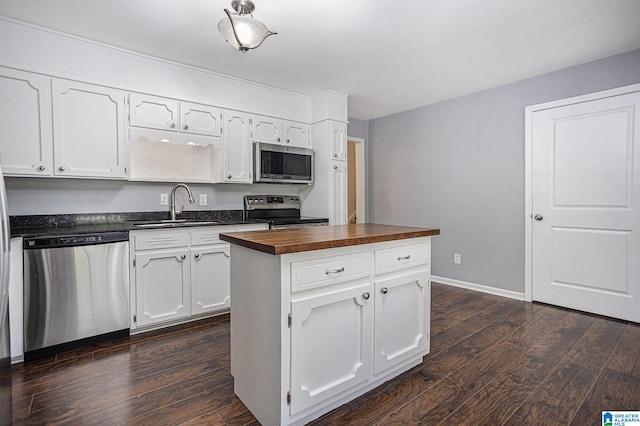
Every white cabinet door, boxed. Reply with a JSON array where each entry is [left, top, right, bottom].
[[330, 160, 347, 225], [52, 79, 126, 178], [331, 121, 347, 160], [374, 271, 429, 374], [222, 109, 252, 183], [251, 115, 281, 144], [290, 283, 373, 415], [190, 244, 230, 315], [0, 68, 53, 176], [180, 101, 222, 137], [282, 120, 310, 147], [134, 249, 190, 327], [129, 93, 179, 131]]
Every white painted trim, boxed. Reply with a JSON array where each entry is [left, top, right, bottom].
[[347, 136, 366, 223], [431, 276, 525, 301], [523, 83, 640, 304]]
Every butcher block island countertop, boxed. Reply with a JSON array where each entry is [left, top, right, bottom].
[[222, 223, 439, 426], [219, 223, 440, 254]]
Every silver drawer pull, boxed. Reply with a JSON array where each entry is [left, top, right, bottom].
[[325, 267, 345, 275], [381, 287, 388, 294], [397, 254, 411, 261], [362, 292, 370, 300]]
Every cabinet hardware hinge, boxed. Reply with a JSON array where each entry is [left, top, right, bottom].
[[287, 391, 291, 405], [133, 259, 136, 267], [133, 314, 137, 323], [287, 313, 291, 328]]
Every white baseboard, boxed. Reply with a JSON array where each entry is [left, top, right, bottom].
[[431, 276, 525, 301]]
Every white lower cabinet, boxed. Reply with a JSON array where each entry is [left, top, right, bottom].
[[131, 223, 266, 331], [289, 282, 373, 415], [134, 249, 190, 327], [230, 237, 432, 426]]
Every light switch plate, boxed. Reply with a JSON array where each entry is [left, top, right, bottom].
[[160, 193, 168, 205]]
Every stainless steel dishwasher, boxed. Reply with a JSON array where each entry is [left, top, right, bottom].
[[23, 232, 130, 357]]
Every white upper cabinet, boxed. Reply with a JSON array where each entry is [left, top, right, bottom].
[[222, 109, 252, 183], [129, 93, 222, 138], [251, 114, 310, 147], [52, 79, 126, 179], [0, 67, 53, 176], [330, 160, 348, 225], [129, 93, 179, 132], [331, 121, 347, 160]]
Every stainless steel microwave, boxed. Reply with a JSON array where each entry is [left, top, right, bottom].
[[254, 142, 314, 184]]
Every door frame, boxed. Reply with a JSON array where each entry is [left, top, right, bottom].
[[347, 136, 366, 223], [523, 82, 640, 303]]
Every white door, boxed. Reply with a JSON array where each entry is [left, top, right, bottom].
[[129, 93, 179, 131], [374, 271, 429, 374], [222, 110, 252, 183], [330, 160, 347, 225], [180, 102, 222, 137], [190, 244, 230, 314], [531, 89, 640, 322], [289, 283, 372, 415]]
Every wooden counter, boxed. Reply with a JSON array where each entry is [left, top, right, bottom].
[[219, 223, 440, 254]]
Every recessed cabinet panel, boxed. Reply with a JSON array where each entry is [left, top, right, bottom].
[[374, 272, 428, 374], [222, 110, 252, 183], [251, 115, 281, 144], [331, 122, 347, 160], [290, 283, 373, 415], [331, 160, 347, 225], [135, 250, 190, 326], [0, 68, 53, 176], [283, 120, 310, 147], [129, 93, 179, 131], [180, 102, 222, 137], [52, 79, 126, 178], [291, 251, 370, 292], [191, 245, 230, 314], [374, 243, 429, 275]]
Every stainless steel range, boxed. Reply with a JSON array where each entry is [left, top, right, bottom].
[[244, 195, 329, 229]]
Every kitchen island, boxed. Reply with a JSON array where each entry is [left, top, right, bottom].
[[220, 224, 440, 426]]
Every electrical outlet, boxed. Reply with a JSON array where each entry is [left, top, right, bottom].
[[454, 253, 462, 265], [160, 193, 168, 205], [199, 194, 207, 206]]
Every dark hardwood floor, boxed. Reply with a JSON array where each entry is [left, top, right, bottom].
[[3, 282, 639, 425]]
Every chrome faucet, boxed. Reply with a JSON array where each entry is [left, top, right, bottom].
[[170, 183, 195, 221]]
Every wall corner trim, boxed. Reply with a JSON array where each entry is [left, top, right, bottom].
[[431, 276, 525, 301]]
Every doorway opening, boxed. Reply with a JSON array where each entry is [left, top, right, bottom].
[[347, 136, 365, 224]]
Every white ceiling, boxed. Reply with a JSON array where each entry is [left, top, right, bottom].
[[1, 0, 640, 119]]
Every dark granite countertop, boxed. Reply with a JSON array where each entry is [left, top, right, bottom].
[[10, 210, 268, 238]]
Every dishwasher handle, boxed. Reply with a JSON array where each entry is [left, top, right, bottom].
[[24, 231, 130, 249]]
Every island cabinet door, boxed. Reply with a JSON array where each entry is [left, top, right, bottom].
[[373, 271, 429, 375], [289, 283, 373, 415]]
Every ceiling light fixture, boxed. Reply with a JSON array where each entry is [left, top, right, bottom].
[[218, 0, 277, 52]]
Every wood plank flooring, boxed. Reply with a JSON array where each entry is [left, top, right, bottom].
[[3, 282, 639, 425]]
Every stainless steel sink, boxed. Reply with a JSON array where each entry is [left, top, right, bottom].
[[133, 220, 219, 228]]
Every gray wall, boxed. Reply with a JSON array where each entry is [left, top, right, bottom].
[[368, 49, 640, 293]]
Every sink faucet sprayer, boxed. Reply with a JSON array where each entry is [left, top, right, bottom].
[[170, 183, 195, 221]]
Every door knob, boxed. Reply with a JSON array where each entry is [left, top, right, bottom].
[[534, 214, 544, 221]]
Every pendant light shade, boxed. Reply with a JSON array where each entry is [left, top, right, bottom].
[[218, 0, 277, 52]]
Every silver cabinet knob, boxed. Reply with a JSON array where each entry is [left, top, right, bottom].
[[194, 253, 201, 259], [276, 137, 281, 142], [37, 165, 45, 172], [381, 287, 389, 294], [534, 214, 544, 221], [286, 139, 290, 143], [183, 124, 189, 130], [333, 153, 338, 158], [227, 174, 232, 179], [58, 166, 65, 172], [362, 292, 370, 300], [180, 254, 186, 260], [169, 122, 176, 129], [334, 165, 338, 170]]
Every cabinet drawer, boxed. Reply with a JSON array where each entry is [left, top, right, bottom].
[[291, 252, 371, 292], [375, 243, 428, 275], [133, 232, 188, 250]]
